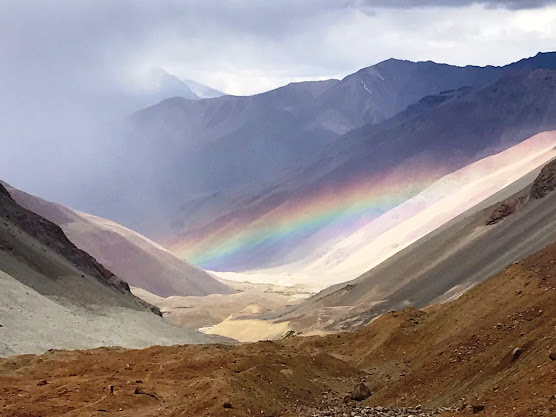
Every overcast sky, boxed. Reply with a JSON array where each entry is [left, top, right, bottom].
[[1, 0, 555, 96], [0, 0, 555, 203]]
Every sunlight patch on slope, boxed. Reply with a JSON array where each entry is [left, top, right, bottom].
[[212, 131, 556, 292]]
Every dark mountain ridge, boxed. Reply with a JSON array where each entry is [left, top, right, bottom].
[[71, 53, 556, 260], [174, 68, 556, 270]]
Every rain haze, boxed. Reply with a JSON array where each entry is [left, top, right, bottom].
[[1, 0, 555, 209]]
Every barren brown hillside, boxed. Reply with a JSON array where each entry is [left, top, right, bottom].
[[1, 240, 555, 416]]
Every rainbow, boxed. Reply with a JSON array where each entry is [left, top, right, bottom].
[[167, 162, 450, 271]]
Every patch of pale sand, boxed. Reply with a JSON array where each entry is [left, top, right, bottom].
[[301, 329, 333, 337], [205, 318, 292, 343], [209, 270, 301, 288], [213, 276, 313, 298], [238, 304, 271, 315], [213, 131, 556, 292], [132, 283, 310, 331], [210, 270, 334, 293]]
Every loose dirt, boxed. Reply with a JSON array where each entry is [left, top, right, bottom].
[[1, 241, 555, 416]]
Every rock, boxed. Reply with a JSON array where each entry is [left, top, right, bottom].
[[531, 159, 556, 199], [223, 401, 232, 409], [281, 330, 297, 339], [511, 347, 524, 361], [549, 352, 556, 361], [472, 404, 485, 413], [36, 379, 47, 386], [486, 201, 519, 225], [133, 387, 161, 401], [350, 383, 371, 401]]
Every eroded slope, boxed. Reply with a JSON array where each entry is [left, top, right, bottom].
[[1, 237, 554, 416]]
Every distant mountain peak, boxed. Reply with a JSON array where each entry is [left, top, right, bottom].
[[183, 79, 227, 99], [147, 67, 199, 100]]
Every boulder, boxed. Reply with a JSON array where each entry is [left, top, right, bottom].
[[512, 347, 524, 361], [531, 159, 556, 199], [350, 383, 371, 401]]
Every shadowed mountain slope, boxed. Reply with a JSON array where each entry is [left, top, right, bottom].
[[169, 68, 556, 272], [0, 182, 225, 356], [82, 52, 556, 245], [3, 183, 229, 298]]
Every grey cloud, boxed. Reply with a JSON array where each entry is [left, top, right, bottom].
[[347, 0, 554, 9], [0, 0, 554, 207]]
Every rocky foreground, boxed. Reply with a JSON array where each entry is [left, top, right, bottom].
[[1, 241, 555, 416], [308, 405, 457, 417]]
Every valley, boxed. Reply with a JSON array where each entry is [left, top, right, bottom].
[[2, 7, 556, 413], [1, 237, 555, 416]]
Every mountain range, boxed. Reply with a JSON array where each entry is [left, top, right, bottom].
[[2, 50, 556, 417], [205, 146, 556, 340], [3, 50, 556, 354], [67, 53, 556, 279], [164, 61, 556, 272]]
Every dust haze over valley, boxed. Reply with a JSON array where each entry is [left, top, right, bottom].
[[2, 1, 556, 416]]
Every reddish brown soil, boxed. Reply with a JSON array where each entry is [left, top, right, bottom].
[[299, 244, 556, 416], [1, 242, 556, 416]]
